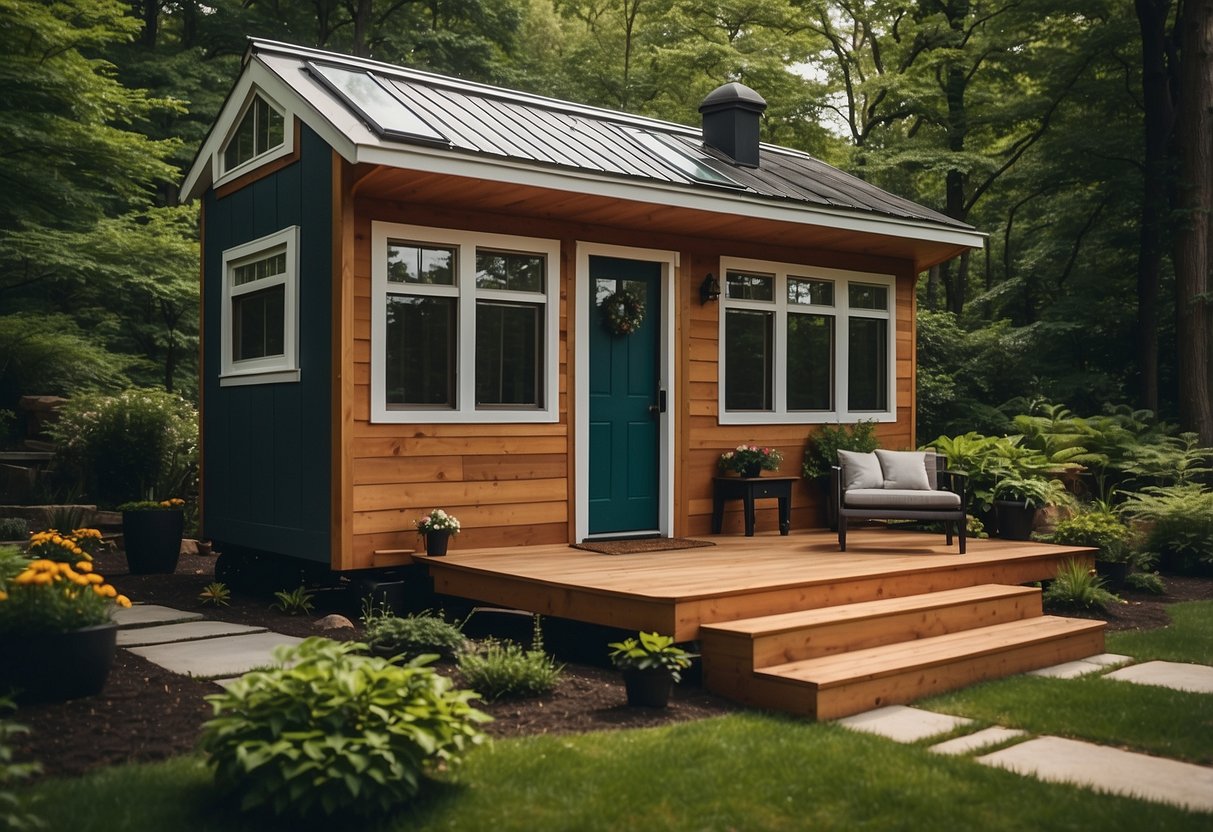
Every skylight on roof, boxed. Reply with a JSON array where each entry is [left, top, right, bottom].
[[308, 62, 446, 145], [624, 128, 742, 188]]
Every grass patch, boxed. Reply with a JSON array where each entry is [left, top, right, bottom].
[[1107, 600, 1213, 664], [26, 714, 1210, 831]]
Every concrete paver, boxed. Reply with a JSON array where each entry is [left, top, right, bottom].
[[929, 727, 1026, 756], [1029, 653, 1134, 679], [978, 735, 1213, 813], [126, 632, 304, 678], [117, 620, 268, 647], [836, 706, 974, 743], [1104, 660, 1213, 694], [112, 604, 203, 628]]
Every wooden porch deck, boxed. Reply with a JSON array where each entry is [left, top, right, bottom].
[[424, 528, 1091, 641]]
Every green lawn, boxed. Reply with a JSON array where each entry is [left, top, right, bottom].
[[20, 601, 1213, 831]]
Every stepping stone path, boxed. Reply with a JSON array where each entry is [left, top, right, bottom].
[[834, 654, 1213, 814], [115, 603, 302, 680]]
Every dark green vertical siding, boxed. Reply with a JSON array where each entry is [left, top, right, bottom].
[[202, 125, 332, 563]]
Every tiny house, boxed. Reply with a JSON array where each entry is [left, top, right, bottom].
[[181, 40, 984, 575]]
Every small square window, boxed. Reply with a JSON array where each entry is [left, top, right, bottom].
[[788, 277, 833, 306], [387, 243, 456, 285], [849, 284, 888, 310], [726, 271, 774, 301], [475, 251, 545, 292]]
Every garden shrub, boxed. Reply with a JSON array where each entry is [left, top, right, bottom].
[[1047, 511, 1132, 563], [0, 700, 42, 831], [1119, 484, 1213, 573], [199, 638, 489, 819], [801, 421, 879, 480], [48, 388, 197, 507], [1123, 571, 1166, 594], [458, 640, 563, 700], [1042, 559, 1120, 612], [365, 611, 466, 660]]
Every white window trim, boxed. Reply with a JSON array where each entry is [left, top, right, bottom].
[[219, 226, 301, 387], [213, 87, 295, 189], [717, 257, 896, 425], [370, 222, 560, 424]]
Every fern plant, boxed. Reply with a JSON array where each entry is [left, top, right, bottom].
[[1042, 559, 1121, 612], [269, 586, 315, 616]]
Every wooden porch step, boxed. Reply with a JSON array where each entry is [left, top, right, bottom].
[[751, 616, 1106, 720], [700, 584, 1042, 671]]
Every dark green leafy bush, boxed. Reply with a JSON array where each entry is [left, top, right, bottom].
[[365, 611, 466, 660], [1042, 559, 1121, 612], [0, 699, 42, 830], [0, 519, 27, 541], [1123, 571, 1165, 594], [457, 638, 563, 700], [1047, 511, 1133, 563], [802, 421, 879, 480], [199, 638, 489, 819], [1120, 485, 1213, 573]]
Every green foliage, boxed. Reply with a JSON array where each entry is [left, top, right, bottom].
[[0, 519, 27, 541], [1047, 511, 1133, 563], [802, 421, 879, 480], [1042, 559, 1120, 612], [197, 582, 231, 608], [991, 475, 1070, 510], [0, 699, 43, 831], [457, 638, 563, 700], [0, 315, 132, 407], [199, 638, 490, 819], [1119, 484, 1213, 572], [364, 611, 465, 660], [269, 586, 314, 616], [607, 631, 696, 683], [49, 389, 197, 507], [1123, 571, 1165, 595], [1121, 432, 1213, 487], [0, 546, 129, 636], [44, 506, 86, 535]]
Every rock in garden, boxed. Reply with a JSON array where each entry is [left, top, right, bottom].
[[314, 614, 354, 631]]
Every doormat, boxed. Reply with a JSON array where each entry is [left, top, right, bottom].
[[571, 538, 716, 555]]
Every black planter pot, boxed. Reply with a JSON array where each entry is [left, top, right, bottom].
[[993, 501, 1037, 541], [0, 623, 117, 704], [741, 463, 763, 478], [425, 530, 451, 556], [622, 668, 675, 708], [122, 509, 183, 574]]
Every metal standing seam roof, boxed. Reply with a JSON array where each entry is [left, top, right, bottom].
[[188, 40, 976, 237]]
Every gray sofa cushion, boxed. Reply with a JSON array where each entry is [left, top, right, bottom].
[[838, 450, 883, 490], [876, 449, 931, 490], [843, 488, 962, 509]]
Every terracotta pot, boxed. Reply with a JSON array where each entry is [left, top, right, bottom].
[[0, 622, 117, 704], [426, 530, 451, 556], [622, 667, 675, 708], [122, 509, 183, 574]]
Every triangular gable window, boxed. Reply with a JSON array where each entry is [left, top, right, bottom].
[[222, 95, 285, 173]]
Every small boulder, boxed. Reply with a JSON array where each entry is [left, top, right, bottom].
[[314, 614, 355, 631]]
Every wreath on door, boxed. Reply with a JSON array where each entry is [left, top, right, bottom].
[[601, 289, 645, 336]]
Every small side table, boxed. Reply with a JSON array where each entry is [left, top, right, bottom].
[[712, 476, 796, 537]]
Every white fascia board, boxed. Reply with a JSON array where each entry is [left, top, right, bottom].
[[355, 143, 987, 250]]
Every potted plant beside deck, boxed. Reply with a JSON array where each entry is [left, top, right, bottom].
[[416, 509, 460, 557], [608, 631, 697, 708], [991, 477, 1067, 541], [802, 422, 879, 529], [1047, 510, 1136, 585], [120, 498, 185, 574], [719, 445, 784, 479]]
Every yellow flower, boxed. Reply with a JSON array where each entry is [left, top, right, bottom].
[[86, 573, 104, 584], [75, 561, 93, 573], [33, 572, 53, 585], [28, 559, 55, 571], [94, 584, 117, 598], [115, 595, 131, 608], [0, 590, 7, 602], [12, 571, 36, 585]]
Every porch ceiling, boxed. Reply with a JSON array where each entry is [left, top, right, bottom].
[[354, 166, 973, 272]]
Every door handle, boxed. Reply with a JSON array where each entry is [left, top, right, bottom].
[[649, 390, 667, 416]]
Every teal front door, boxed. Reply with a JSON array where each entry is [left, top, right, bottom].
[[588, 256, 662, 535]]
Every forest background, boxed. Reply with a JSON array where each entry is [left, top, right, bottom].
[[1, 0, 1210, 446]]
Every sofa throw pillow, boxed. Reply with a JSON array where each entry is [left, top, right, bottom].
[[838, 450, 884, 490], [875, 449, 931, 491]]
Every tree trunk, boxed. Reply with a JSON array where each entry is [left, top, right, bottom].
[[1172, 0, 1213, 443], [1135, 0, 1174, 416]]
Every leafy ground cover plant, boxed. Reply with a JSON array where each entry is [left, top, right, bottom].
[[457, 615, 563, 700], [1042, 559, 1121, 612], [0, 519, 26, 542], [1124, 571, 1166, 594], [268, 586, 314, 616], [199, 638, 489, 819], [1119, 484, 1213, 573], [364, 610, 466, 660], [1047, 511, 1134, 563]]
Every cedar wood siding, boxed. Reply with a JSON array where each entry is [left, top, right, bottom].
[[201, 124, 332, 562], [342, 185, 917, 568]]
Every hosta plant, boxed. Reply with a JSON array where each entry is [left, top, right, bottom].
[[199, 638, 490, 819], [607, 631, 697, 682]]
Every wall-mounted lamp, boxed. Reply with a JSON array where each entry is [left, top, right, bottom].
[[699, 273, 721, 304]]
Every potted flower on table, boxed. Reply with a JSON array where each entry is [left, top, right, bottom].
[[120, 498, 185, 574], [719, 444, 785, 478], [608, 631, 697, 708], [416, 509, 461, 556], [0, 534, 132, 703]]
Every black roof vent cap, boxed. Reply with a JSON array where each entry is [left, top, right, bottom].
[[698, 82, 767, 168]]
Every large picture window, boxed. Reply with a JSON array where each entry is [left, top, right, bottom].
[[371, 223, 560, 423], [220, 227, 300, 386], [718, 258, 894, 424]]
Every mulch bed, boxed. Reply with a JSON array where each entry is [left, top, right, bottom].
[[9, 547, 1212, 782]]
